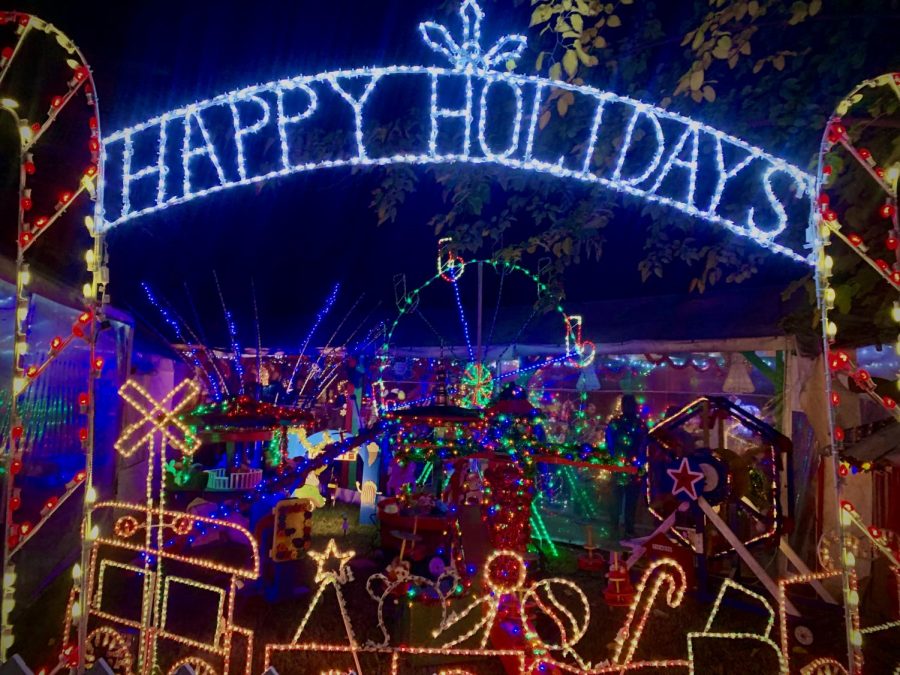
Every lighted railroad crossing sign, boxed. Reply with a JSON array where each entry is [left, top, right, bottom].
[[97, 0, 815, 265], [114, 379, 201, 457]]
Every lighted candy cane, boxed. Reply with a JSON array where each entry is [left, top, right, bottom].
[[813, 73, 900, 675], [611, 559, 687, 667], [565, 315, 596, 368], [0, 10, 104, 660]]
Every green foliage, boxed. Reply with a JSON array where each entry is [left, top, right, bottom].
[[366, 0, 899, 331]]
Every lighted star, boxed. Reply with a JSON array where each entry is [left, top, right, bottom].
[[667, 457, 704, 501], [309, 538, 354, 584]]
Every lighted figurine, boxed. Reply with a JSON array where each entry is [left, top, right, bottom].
[[342, 514, 349, 537], [604, 553, 634, 607]]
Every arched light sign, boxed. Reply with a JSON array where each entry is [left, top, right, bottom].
[[98, 0, 814, 265]]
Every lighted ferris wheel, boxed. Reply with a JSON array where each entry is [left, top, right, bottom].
[[374, 239, 595, 413]]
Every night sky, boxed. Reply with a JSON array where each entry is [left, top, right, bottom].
[[6, 0, 897, 351]]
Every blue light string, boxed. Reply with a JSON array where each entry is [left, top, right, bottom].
[[168, 425, 385, 542], [383, 394, 436, 412], [495, 352, 574, 381], [451, 279, 475, 361], [142, 282, 222, 400], [287, 282, 341, 393], [214, 273, 246, 395]]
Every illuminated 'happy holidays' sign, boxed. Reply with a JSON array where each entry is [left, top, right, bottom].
[[99, 0, 814, 264]]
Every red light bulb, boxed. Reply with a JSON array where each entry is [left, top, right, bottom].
[[34, 216, 47, 228], [23, 160, 35, 175], [881, 203, 896, 219], [10, 459, 22, 475], [78, 392, 89, 407], [92, 356, 104, 371], [886, 235, 898, 251], [834, 426, 845, 442], [876, 259, 890, 271], [20, 196, 32, 211], [9, 496, 20, 511], [817, 193, 830, 206], [50, 95, 63, 109], [858, 148, 871, 160], [883, 396, 896, 409], [11, 426, 23, 441], [1, 46, 12, 60], [823, 165, 832, 176], [823, 209, 837, 222], [78, 428, 89, 442], [848, 233, 863, 247]]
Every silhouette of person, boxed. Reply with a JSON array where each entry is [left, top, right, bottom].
[[605, 395, 647, 538]]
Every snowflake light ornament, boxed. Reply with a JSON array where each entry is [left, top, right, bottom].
[[419, 0, 527, 71]]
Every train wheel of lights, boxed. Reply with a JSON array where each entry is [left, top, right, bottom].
[[377, 257, 582, 413], [817, 530, 870, 572], [799, 657, 850, 675], [168, 657, 218, 675], [84, 627, 133, 675]]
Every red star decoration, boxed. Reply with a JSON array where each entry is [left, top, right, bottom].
[[667, 457, 704, 500]]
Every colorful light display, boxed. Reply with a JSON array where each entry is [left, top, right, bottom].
[[0, 10, 105, 658], [96, 0, 813, 266]]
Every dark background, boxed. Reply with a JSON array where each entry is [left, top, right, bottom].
[[3, 0, 898, 350]]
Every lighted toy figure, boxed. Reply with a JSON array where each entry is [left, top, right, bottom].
[[443, 457, 469, 504], [605, 394, 648, 539], [291, 469, 328, 509], [463, 467, 483, 505], [604, 553, 634, 606]]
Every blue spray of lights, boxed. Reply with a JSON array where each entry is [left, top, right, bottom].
[[450, 279, 475, 362], [214, 272, 246, 395], [286, 282, 341, 395], [141, 282, 223, 400]]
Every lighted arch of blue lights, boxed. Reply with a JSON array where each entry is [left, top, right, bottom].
[[98, 0, 815, 266]]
